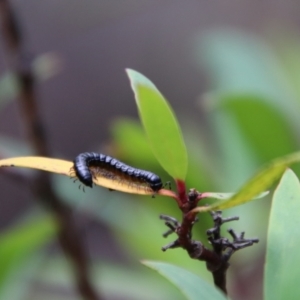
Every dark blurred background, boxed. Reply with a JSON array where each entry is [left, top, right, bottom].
[[1, 1, 300, 299]]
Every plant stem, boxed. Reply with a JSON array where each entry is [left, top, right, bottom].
[[0, 1, 101, 299]]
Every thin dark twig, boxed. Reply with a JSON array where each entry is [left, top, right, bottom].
[[0, 1, 101, 299], [160, 189, 259, 295]]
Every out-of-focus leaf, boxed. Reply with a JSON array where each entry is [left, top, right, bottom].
[[208, 108, 259, 190], [196, 29, 300, 139], [196, 29, 294, 104], [193, 151, 300, 213], [0, 215, 57, 292], [36, 257, 182, 300], [0, 253, 46, 300], [53, 176, 211, 281], [143, 261, 227, 300], [110, 118, 160, 169], [196, 31, 300, 186], [274, 36, 300, 103], [181, 124, 219, 191], [217, 95, 298, 163], [126, 69, 188, 180], [264, 169, 300, 300]]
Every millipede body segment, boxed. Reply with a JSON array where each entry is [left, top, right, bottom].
[[73, 152, 163, 192]]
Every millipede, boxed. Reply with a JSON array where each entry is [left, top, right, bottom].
[[71, 152, 163, 193]]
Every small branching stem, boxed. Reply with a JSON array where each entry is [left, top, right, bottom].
[[160, 189, 259, 295]]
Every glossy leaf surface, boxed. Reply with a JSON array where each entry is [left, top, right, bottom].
[[127, 69, 188, 180], [193, 152, 300, 213], [264, 169, 300, 300]]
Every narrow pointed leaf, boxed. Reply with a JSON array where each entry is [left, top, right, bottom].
[[0, 216, 57, 287], [0, 156, 173, 196], [126, 69, 188, 180], [264, 169, 300, 300], [0, 156, 72, 175], [201, 191, 269, 200], [193, 151, 300, 213], [142, 261, 227, 300]]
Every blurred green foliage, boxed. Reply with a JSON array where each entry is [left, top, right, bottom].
[[2, 29, 300, 299], [0, 214, 57, 299]]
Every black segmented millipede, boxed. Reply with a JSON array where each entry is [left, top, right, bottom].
[[72, 152, 163, 192]]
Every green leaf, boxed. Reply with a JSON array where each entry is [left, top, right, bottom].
[[196, 30, 294, 103], [218, 94, 298, 164], [126, 69, 188, 180], [275, 36, 300, 105], [264, 169, 300, 300], [196, 29, 300, 137], [142, 261, 227, 300], [110, 118, 159, 169], [0, 253, 45, 300], [194, 151, 300, 213], [0, 215, 57, 293], [207, 94, 300, 190], [208, 104, 259, 190], [202, 191, 269, 200]]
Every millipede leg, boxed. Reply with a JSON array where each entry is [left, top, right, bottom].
[[163, 181, 172, 190]]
